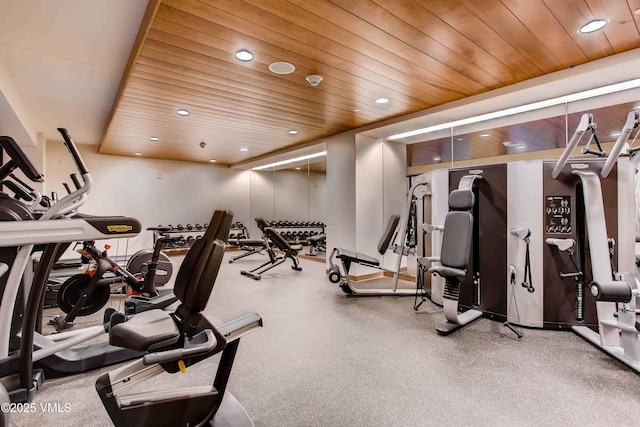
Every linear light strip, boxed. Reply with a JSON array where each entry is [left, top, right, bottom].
[[388, 78, 640, 141], [251, 151, 327, 170]]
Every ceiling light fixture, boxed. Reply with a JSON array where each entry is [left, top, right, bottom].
[[134, 152, 142, 156], [388, 78, 640, 141], [610, 132, 621, 137], [149, 136, 159, 142], [376, 97, 389, 104], [209, 159, 217, 163], [288, 129, 299, 135], [579, 19, 608, 33], [235, 49, 254, 61], [295, 167, 301, 170], [240, 148, 248, 152], [635, 7, 640, 15], [433, 156, 441, 162], [480, 133, 490, 137], [252, 151, 327, 171], [176, 109, 190, 116]]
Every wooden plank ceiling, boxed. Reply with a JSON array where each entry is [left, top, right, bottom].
[[100, 0, 640, 166]]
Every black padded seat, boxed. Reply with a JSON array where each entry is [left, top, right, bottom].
[[109, 309, 180, 352], [429, 265, 466, 278], [337, 249, 380, 266]]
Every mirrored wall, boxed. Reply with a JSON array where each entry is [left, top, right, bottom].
[[248, 155, 327, 260]]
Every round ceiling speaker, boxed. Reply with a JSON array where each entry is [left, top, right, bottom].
[[269, 62, 296, 74]]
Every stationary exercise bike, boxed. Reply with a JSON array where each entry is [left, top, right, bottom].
[[52, 229, 177, 330]]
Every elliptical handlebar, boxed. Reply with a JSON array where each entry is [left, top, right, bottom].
[[57, 128, 89, 176], [40, 128, 92, 220]]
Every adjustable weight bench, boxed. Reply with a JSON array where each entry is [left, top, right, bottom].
[[227, 236, 269, 264], [240, 218, 303, 280]]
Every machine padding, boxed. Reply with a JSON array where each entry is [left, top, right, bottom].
[[438, 211, 473, 270], [448, 190, 475, 211], [109, 309, 180, 352], [377, 215, 400, 255], [337, 249, 380, 266], [590, 280, 632, 303], [430, 265, 466, 278]]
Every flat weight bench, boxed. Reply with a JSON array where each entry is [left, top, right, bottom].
[[240, 218, 303, 280], [228, 238, 269, 263]]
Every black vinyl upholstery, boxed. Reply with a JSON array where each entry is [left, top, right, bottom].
[[377, 215, 400, 255], [430, 190, 474, 278], [109, 210, 233, 352]]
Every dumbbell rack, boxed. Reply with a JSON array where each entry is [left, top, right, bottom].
[[228, 223, 248, 242], [267, 220, 325, 245], [153, 224, 207, 253]]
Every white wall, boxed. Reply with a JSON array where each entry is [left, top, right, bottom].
[[45, 140, 251, 253], [44, 140, 327, 252]]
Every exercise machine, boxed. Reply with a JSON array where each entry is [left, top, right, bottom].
[[548, 110, 640, 372], [95, 210, 263, 427], [51, 228, 177, 328], [306, 233, 326, 256], [240, 218, 302, 280], [0, 128, 143, 402], [327, 174, 430, 296]]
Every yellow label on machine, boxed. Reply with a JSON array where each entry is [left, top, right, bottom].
[[107, 225, 133, 233]]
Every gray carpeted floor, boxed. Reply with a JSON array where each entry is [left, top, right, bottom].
[[12, 252, 640, 426]]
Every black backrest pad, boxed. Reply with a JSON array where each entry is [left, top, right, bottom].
[[255, 218, 269, 231], [174, 210, 233, 314], [378, 214, 400, 255], [265, 228, 292, 252], [0, 136, 44, 182], [440, 211, 473, 269], [449, 190, 474, 211]]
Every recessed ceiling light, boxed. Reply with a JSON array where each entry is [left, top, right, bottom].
[[376, 97, 389, 104], [149, 136, 159, 142], [209, 159, 217, 163], [353, 108, 361, 112], [579, 19, 607, 34], [480, 133, 490, 137], [269, 62, 295, 74], [176, 109, 190, 116], [295, 167, 301, 170], [515, 144, 526, 150], [240, 148, 248, 152], [610, 132, 621, 137], [288, 129, 299, 135], [635, 7, 640, 15], [134, 152, 142, 156], [433, 156, 441, 162], [235, 49, 254, 61], [502, 141, 512, 147]]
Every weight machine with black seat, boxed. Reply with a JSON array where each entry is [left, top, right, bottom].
[[240, 218, 303, 280], [327, 174, 430, 296]]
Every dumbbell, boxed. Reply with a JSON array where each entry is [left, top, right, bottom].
[[176, 224, 184, 230], [186, 224, 193, 230], [195, 224, 202, 230], [186, 236, 196, 246], [203, 223, 208, 228]]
